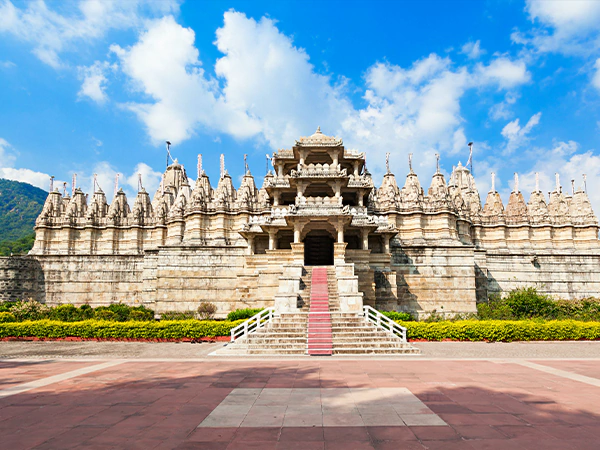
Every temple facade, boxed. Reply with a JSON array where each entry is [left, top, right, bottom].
[[1, 128, 599, 317]]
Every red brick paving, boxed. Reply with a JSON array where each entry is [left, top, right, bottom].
[[0, 360, 95, 389], [0, 359, 598, 449]]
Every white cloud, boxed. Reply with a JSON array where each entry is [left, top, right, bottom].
[[519, 140, 600, 214], [110, 12, 531, 181], [86, 161, 163, 200], [0, 60, 16, 68], [78, 61, 113, 103], [501, 112, 542, 154], [0, 138, 55, 190], [0, 0, 180, 68], [474, 57, 531, 89], [593, 58, 600, 90], [461, 40, 486, 59]]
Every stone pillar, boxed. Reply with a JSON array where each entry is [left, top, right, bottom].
[[382, 235, 390, 253], [247, 236, 255, 255], [277, 163, 283, 178], [354, 161, 359, 177], [334, 242, 347, 265], [273, 191, 280, 207], [361, 229, 369, 250], [337, 227, 344, 243], [268, 230, 278, 250], [357, 189, 364, 207], [294, 225, 301, 243]]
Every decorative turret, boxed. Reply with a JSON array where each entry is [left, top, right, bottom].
[[65, 188, 87, 219], [505, 173, 528, 225], [36, 189, 64, 225], [570, 187, 597, 225], [427, 163, 451, 212], [236, 171, 258, 210], [107, 189, 130, 225], [527, 173, 550, 224], [131, 188, 153, 225], [482, 173, 505, 224], [548, 173, 571, 225]]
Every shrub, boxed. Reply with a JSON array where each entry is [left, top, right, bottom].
[[197, 302, 217, 320], [79, 304, 94, 320], [0, 312, 16, 323], [0, 302, 14, 313], [227, 308, 264, 321], [397, 319, 600, 342], [0, 319, 245, 340], [160, 311, 195, 321], [49, 304, 81, 322], [380, 311, 414, 322], [129, 310, 153, 321], [478, 288, 600, 321], [9, 299, 50, 321], [94, 309, 116, 321]]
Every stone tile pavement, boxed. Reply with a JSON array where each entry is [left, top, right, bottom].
[[0, 351, 599, 448]]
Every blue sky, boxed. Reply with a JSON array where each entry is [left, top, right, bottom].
[[1, 0, 600, 211]]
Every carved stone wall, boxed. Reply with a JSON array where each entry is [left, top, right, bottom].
[[0, 257, 45, 302]]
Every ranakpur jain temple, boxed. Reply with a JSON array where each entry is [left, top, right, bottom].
[[1, 128, 599, 317]]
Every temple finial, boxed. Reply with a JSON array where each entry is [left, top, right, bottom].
[[583, 174, 587, 193], [535, 172, 539, 192], [408, 153, 413, 173], [435, 153, 440, 174], [72, 174, 77, 196], [220, 154, 225, 179], [63, 182, 67, 197], [571, 179, 575, 195], [244, 154, 249, 174], [513, 172, 519, 193], [138, 173, 143, 192], [114, 173, 119, 198], [197, 154, 203, 179], [385, 152, 390, 174], [316, 126, 321, 134], [49, 175, 54, 192], [555, 172, 560, 193], [490, 172, 495, 193]]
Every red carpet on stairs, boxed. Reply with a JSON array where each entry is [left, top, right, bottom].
[[307, 267, 332, 356]]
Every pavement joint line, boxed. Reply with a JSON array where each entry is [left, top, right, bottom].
[[512, 360, 600, 387], [0, 360, 124, 399]]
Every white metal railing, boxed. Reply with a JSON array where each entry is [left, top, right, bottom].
[[362, 305, 407, 342], [230, 307, 276, 343]]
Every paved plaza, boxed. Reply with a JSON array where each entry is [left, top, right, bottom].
[[0, 342, 599, 449]]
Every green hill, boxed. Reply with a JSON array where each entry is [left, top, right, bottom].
[[0, 178, 48, 256]]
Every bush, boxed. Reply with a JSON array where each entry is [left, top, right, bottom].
[[9, 299, 50, 321], [397, 319, 600, 342], [478, 288, 600, 321], [160, 311, 195, 321], [0, 302, 14, 313], [0, 319, 245, 340], [197, 302, 217, 320], [94, 310, 116, 321], [0, 312, 16, 323], [227, 308, 264, 321], [380, 311, 414, 322], [129, 310, 153, 321], [49, 304, 81, 322], [79, 304, 95, 320]]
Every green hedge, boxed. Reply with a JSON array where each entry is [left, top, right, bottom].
[[398, 319, 600, 342], [227, 308, 265, 321], [0, 319, 244, 339]]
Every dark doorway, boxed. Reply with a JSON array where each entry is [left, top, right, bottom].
[[304, 233, 334, 266]]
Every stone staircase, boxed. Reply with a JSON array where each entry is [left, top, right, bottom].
[[307, 267, 333, 356], [213, 265, 420, 356]]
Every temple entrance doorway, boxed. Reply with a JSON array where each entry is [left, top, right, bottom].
[[304, 231, 334, 266]]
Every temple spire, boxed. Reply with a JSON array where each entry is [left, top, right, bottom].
[[72, 174, 77, 196], [197, 154, 203, 178], [220, 154, 225, 179], [435, 153, 440, 174], [555, 172, 560, 192], [408, 153, 413, 173], [490, 172, 495, 193], [114, 173, 119, 197], [385, 152, 390, 174], [513, 173, 519, 193]]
